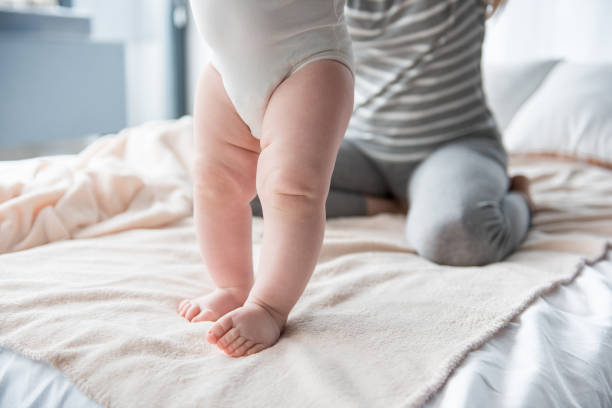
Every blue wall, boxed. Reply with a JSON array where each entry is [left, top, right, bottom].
[[0, 7, 126, 148]]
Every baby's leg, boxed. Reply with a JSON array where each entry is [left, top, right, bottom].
[[251, 139, 401, 217], [178, 64, 260, 322], [207, 60, 354, 357]]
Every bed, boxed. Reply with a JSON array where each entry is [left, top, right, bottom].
[[1, 59, 611, 407]]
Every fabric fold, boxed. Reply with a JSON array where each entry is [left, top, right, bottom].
[[0, 118, 195, 254]]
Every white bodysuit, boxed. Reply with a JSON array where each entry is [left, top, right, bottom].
[[190, 0, 354, 139]]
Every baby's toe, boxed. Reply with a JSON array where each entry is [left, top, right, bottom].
[[177, 299, 189, 313], [185, 304, 201, 321], [207, 315, 234, 344], [231, 340, 254, 357], [178, 300, 191, 316], [245, 344, 266, 356], [218, 327, 240, 349], [192, 309, 217, 322], [225, 336, 247, 355]]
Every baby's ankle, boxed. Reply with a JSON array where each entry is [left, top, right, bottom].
[[218, 285, 252, 303], [244, 297, 288, 330]]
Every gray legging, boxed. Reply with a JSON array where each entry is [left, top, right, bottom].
[[252, 134, 531, 267]]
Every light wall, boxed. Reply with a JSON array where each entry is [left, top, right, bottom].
[[0, 0, 56, 5], [484, 0, 612, 63], [185, 4, 207, 115], [74, 0, 175, 127]]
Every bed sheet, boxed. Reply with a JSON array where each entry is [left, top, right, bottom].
[[428, 254, 612, 407], [2, 254, 610, 408], [0, 347, 99, 408]]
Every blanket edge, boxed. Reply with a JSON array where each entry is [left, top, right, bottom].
[[408, 241, 612, 408]]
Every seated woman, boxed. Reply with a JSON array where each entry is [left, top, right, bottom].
[[253, 0, 533, 267]]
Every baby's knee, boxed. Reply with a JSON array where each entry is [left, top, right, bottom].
[[256, 167, 328, 214], [407, 205, 505, 266], [192, 158, 255, 202]]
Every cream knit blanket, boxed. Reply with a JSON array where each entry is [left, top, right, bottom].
[[1, 118, 610, 407]]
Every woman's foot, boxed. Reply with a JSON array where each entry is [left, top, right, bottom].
[[206, 301, 286, 357], [510, 175, 536, 214], [366, 196, 408, 216], [177, 286, 250, 322]]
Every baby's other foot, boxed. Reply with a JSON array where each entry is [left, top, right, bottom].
[[177, 286, 249, 323], [206, 301, 285, 357]]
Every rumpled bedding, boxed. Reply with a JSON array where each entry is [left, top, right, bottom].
[[0, 118, 194, 253], [0, 118, 610, 407]]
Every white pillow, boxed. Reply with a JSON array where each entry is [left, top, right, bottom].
[[503, 63, 612, 165], [483, 60, 560, 130]]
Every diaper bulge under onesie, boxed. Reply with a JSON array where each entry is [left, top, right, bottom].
[[190, 0, 354, 139]]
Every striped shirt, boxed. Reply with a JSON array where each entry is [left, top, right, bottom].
[[344, 0, 499, 162]]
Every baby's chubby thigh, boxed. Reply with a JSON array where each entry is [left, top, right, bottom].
[[192, 64, 260, 199], [255, 59, 354, 213]]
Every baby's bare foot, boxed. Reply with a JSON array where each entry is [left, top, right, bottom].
[[206, 301, 286, 357], [177, 286, 249, 323]]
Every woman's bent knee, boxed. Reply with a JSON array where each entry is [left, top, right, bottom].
[[407, 203, 514, 266]]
